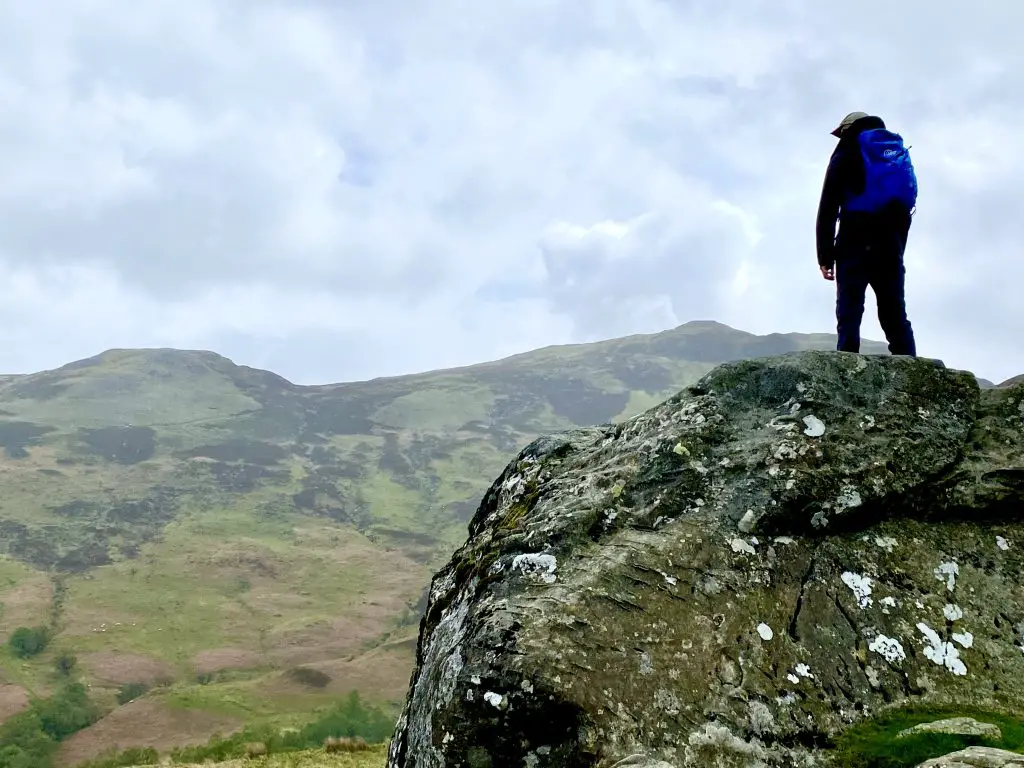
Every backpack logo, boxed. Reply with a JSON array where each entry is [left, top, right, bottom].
[[843, 129, 918, 214]]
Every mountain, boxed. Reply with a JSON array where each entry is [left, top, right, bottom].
[[0, 322, 897, 761]]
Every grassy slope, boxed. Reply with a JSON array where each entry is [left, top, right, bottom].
[[0, 321, 896, 762]]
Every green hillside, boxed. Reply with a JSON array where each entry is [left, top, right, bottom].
[[0, 321, 891, 764]]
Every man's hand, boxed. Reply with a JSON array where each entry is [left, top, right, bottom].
[[820, 265, 835, 281]]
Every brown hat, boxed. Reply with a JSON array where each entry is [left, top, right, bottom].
[[831, 111, 870, 137]]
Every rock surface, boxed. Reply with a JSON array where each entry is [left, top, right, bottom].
[[916, 747, 1024, 767], [387, 352, 1024, 768], [898, 716, 1003, 740]]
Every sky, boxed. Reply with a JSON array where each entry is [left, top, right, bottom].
[[1, 1, 1022, 385]]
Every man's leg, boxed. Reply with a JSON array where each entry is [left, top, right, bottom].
[[870, 255, 917, 356], [835, 252, 869, 353]]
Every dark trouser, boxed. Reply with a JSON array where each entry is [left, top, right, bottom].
[[834, 211, 916, 356]]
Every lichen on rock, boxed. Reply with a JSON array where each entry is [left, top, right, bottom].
[[386, 352, 1024, 768]]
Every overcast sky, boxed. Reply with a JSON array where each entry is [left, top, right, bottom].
[[1, 1, 1021, 385]]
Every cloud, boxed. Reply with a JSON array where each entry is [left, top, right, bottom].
[[0, 0, 1021, 383]]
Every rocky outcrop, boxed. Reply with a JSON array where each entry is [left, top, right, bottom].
[[917, 747, 1024, 767], [387, 352, 1024, 768], [898, 717, 1003, 740]]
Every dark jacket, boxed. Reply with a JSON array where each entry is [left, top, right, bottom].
[[815, 115, 912, 269]]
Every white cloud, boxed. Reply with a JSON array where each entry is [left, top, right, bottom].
[[0, 0, 1022, 383]]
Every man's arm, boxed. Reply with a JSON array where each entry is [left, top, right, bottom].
[[815, 151, 845, 271]]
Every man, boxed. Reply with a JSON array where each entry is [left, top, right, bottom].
[[816, 111, 918, 357]]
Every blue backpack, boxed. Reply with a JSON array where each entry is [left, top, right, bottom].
[[843, 128, 918, 214]]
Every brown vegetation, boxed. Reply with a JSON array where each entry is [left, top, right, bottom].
[[265, 635, 417, 703], [191, 647, 262, 676], [244, 741, 268, 757], [0, 576, 52, 633], [80, 651, 175, 686], [0, 684, 30, 726], [324, 736, 371, 753], [55, 698, 242, 767]]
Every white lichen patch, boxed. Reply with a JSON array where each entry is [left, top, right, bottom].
[[943, 604, 964, 621], [869, 634, 906, 663], [934, 561, 959, 593], [747, 700, 776, 737], [757, 623, 774, 641], [802, 415, 826, 437], [835, 485, 863, 511], [917, 622, 968, 676], [773, 442, 800, 461], [787, 663, 814, 684], [483, 691, 504, 708], [730, 538, 756, 555], [866, 667, 881, 687], [512, 553, 558, 584], [638, 651, 654, 676], [738, 509, 757, 533], [997, 536, 1011, 551], [841, 571, 873, 609], [773, 536, 797, 545], [655, 688, 681, 715], [952, 631, 974, 649], [874, 536, 898, 552], [860, 414, 876, 430], [880, 596, 897, 615]]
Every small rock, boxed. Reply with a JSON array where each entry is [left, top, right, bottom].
[[898, 716, 1003, 741]]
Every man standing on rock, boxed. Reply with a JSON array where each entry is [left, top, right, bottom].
[[816, 111, 918, 357]]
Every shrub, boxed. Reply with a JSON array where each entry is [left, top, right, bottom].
[[285, 666, 332, 688], [115, 681, 150, 705], [7, 626, 50, 659], [34, 682, 101, 741], [0, 711, 56, 766], [54, 651, 77, 676], [0, 683, 100, 768]]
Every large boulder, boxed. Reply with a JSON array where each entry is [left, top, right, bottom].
[[387, 352, 1024, 768]]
